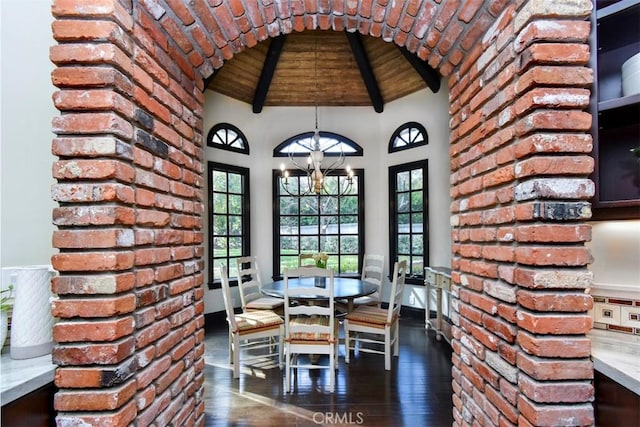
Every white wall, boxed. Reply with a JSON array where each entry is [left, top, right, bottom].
[[588, 220, 640, 299], [202, 87, 453, 313], [0, 0, 58, 290]]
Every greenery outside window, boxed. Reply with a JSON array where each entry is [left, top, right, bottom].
[[389, 160, 428, 284], [208, 162, 250, 289], [272, 169, 365, 278]]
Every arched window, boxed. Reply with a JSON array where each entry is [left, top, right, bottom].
[[272, 131, 364, 278], [388, 122, 428, 153], [207, 123, 250, 154], [273, 131, 363, 157]]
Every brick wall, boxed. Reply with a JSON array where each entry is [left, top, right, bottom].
[[448, 1, 596, 425], [48, 0, 595, 425], [50, 0, 205, 425]]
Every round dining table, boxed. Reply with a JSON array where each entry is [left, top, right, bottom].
[[261, 277, 377, 313]]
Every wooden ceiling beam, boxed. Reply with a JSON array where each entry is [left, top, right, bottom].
[[345, 31, 384, 113], [252, 35, 286, 113], [398, 46, 441, 93]]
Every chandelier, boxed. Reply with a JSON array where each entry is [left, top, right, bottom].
[[279, 106, 354, 197]]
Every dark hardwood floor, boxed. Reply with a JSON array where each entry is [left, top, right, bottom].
[[203, 314, 454, 426]]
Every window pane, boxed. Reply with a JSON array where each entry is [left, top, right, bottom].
[[280, 196, 298, 215], [340, 236, 358, 254], [323, 175, 339, 194], [412, 234, 423, 255], [410, 257, 424, 276], [397, 171, 410, 191], [300, 216, 318, 234], [229, 237, 242, 256], [213, 215, 227, 236], [320, 216, 338, 234], [398, 255, 411, 270], [340, 216, 358, 234], [300, 196, 318, 214], [229, 257, 240, 278], [228, 173, 242, 193], [326, 257, 339, 271], [411, 169, 423, 190], [319, 197, 338, 214], [411, 190, 423, 212], [300, 236, 319, 252], [320, 235, 338, 253], [213, 171, 227, 192], [228, 194, 242, 215], [398, 235, 410, 254], [300, 196, 318, 215], [214, 237, 228, 257], [340, 255, 358, 274], [397, 193, 410, 213], [411, 213, 423, 233], [281, 176, 300, 197], [281, 236, 299, 252], [280, 256, 298, 273], [398, 213, 410, 229], [213, 259, 226, 281], [280, 216, 299, 235], [213, 193, 227, 213], [228, 216, 242, 235], [340, 196, 358, 214], [300, 176, 312, 194]]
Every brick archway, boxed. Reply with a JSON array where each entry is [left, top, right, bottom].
[[50, 1, 595, 425]]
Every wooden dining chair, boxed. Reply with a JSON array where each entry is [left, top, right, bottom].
[[220, 265, 284, 379], [351, 254, 385, 307], [283, 266, 337, 393], [343, 260, 407, 371], [235, 256, 284, 313], [297, 253, 316, 267]]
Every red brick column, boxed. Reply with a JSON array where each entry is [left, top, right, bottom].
[[50, 1, 205, 425], [448, 2, 595, 426]]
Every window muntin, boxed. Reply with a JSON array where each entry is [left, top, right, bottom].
[[389, 160, 428, 284], [388, 122, 428, 153], [274, 131, 363, 157], [208, 162, 250, 288], [207, 123, 250, 154], [273, 169, 364, 278]]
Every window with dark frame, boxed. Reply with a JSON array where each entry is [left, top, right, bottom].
[[273, 131, 363, 158], [207, 162, 251, 289], [272, 169, 365, 279], [388, 160, 429, 284], [388, 122, 428, 153], [207, 123, 250, 154]]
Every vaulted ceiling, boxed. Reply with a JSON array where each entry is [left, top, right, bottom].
[[205, 30, 441, 113]]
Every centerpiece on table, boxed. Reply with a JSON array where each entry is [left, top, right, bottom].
[[312, 252, 329, 287]]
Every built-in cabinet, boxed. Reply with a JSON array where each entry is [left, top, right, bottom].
[[590, 0, 640, 219]]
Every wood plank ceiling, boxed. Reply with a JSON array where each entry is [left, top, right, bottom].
[[206, 30, 440, 113]]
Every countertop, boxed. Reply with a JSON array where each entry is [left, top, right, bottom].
[[589, 328, 640, 395], [0, 329, 637, 405], [0, 351, 56, 405]]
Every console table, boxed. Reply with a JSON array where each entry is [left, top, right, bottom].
[[424, 266, 452, 344]]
